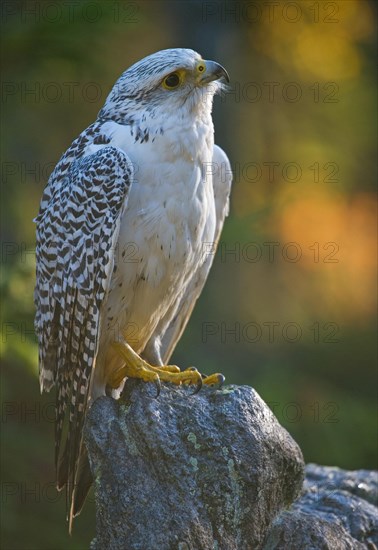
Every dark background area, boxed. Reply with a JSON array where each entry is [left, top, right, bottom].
[[1, 1, 377, 548]]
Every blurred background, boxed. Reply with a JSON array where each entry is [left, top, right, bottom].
[[1, 0, 377, 548]]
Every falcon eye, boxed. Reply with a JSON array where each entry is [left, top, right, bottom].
[[162, 72, 181, 90], [197, 62, 206, 73]]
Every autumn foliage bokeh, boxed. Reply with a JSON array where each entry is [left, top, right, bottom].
[[1, 1, 377, 548]]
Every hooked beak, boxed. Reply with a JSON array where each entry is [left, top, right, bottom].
[[200, 60, 230, 84]]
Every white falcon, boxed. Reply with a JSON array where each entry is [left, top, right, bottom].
[[34, 48, 232, 527]]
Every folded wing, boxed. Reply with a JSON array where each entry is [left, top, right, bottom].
[[34, 145, 133, 527]]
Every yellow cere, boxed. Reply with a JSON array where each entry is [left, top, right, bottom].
[[196, 61, 206, 74]]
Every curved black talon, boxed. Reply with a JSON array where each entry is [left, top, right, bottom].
[[211, 374, 225, 389], [153, 377, 161, 398], [191, 375, 203, 395]]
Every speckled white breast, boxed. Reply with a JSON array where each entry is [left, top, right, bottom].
[[99, 118, 217, 354]]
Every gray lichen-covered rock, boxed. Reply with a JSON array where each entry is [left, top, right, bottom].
[[85, 381, 305, 550], [263, 464, 378, 550]]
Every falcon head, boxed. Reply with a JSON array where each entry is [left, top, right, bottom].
[[99, 48, 229, 123]]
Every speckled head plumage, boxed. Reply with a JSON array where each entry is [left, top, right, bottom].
[[99, 48, 229, 123]]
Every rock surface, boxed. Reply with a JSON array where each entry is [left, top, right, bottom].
[[86, 381, 378, 549], [263, 464, 378, 550], [85, 380, 305, 550]]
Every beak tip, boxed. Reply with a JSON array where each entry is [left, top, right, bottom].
[[203, 60, 230, 84]]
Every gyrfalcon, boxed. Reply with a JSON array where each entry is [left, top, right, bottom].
[[34, 48, 232, 529]]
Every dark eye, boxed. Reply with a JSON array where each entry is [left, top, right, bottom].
[[163, 72, 180, 89]]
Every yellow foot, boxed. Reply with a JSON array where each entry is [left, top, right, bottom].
[[109, 340, 224, 395], [202, 373, 225, 388]]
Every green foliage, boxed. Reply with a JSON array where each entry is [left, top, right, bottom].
[[1, 1, 376, 548]]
